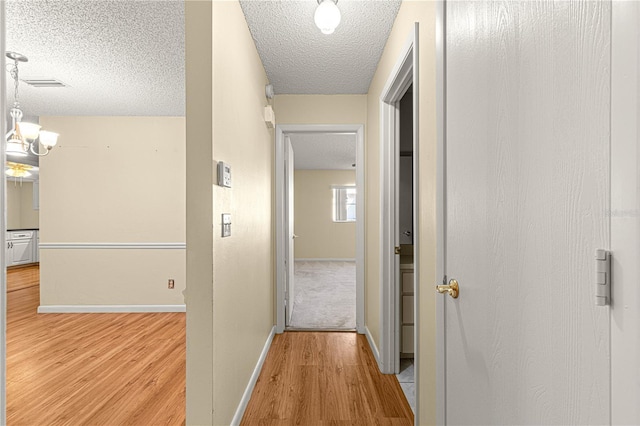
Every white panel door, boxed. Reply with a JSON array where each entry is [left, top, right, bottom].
[[285, 136, 295, 325], [444, 1, 610, 424]]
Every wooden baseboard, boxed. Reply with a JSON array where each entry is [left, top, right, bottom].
[[37, 304, 186, 313], [230, 326, 276, 426]]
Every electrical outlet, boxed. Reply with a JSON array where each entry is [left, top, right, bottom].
[[168, 279, 175, 289]]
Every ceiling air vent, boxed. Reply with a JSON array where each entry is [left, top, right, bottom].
[[21, 78, 67, 88]]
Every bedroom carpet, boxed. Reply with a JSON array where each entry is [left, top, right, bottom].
[[289, 260, 356, 329]]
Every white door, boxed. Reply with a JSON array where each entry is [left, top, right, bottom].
[[443, 1, 611, 424], [284, 136, 295, 326]]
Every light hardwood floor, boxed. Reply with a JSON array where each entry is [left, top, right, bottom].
[[241, 332, 414, 425], [7, 265, 39, 293], [6, 265, 185, 425]]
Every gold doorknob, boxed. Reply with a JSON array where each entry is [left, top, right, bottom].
[[436, 279, 459, 299]]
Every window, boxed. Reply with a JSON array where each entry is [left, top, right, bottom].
[[333, 186, 356, 222]]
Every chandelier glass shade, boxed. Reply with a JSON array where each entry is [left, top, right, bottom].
[[5, 52, 59, 157], [5, 161, 32, 178]]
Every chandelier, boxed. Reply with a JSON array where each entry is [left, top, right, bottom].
[[5, 161, 33, 178], [5, 51, 59, 157]]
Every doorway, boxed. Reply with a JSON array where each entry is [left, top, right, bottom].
[[287, 132, 357, 329], [275, 124, 364, 334], [395, 85, 415, 412], [379, 23, 419, 375], [0, 3, 7, 420]]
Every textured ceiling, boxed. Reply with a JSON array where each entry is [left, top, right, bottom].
[[289, 133, 356, 170], [240, 0, 402, 94], [4, 0, 401, 115], [5, 0, 184, 116]]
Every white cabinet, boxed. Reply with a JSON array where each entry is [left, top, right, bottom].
[[6, 240, 12, 266], [35, 231, 39, 262], [11, 239, 33, 265], [6, 230, 37, 267], [400, 265, 415, 355]]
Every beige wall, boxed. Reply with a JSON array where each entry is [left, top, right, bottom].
[[20, 182, 39, 228], [185, 0, 213, 422], [294, 170, 356, 259], [6, 181, 39, 229], [38, 116, 186, 306], [6, 182, 22, 229], [274, 94, 367, 125], [366, 2, 437, 424], [186, 1, 275, 424]]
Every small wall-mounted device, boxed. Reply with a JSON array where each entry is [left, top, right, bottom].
[[222, 214, 232, 237], [217, 161, 232, 188], [264, 105, 276, 129], [265, 83, 275, 100]]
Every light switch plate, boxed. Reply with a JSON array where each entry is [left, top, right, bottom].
[[222, 214, 231, 237]]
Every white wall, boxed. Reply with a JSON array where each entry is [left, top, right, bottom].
[[186, 1, 275, 424], [294, 170, 356, 259], [38, 116, 185, 307]]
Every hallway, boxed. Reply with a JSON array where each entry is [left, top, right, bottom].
[[241, 332, 413, 424]]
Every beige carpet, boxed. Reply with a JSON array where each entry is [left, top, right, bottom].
[[289, 260, 356, 329]]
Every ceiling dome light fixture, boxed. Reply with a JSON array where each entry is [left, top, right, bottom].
[[5, 51, 59, 157], [314, 0, 341, 35]]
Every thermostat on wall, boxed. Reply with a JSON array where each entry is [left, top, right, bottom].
[[217, 161, 232, 188]]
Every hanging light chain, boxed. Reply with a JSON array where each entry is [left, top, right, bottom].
[[10, 58, 20, 107]]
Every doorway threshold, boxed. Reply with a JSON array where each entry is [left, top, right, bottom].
[[285, 327, 356, 333]]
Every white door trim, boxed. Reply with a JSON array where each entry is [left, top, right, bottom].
[[435, 1, 446, 424], [275, 124, 365, 334], [0, 2, 7, 423], [611, 2, 640, 423], [379, 23, 419, 409]]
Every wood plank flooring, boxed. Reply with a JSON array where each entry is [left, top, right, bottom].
[[241, 332, 414, 425], [7, 265, 40, 293], [6, 265, 186, 425]]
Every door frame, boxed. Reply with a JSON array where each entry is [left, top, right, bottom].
[[611, 1, 640, 422], [379, 23, 419, 381], [435, 1, 446, 424], [0, 1, 7, 423], [275, 124, 365, 334]]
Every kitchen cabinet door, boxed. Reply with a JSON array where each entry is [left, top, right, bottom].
[[10, 240, 33, 266]]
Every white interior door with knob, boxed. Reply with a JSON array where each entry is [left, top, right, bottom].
[[284, 136, 295, 326], [441, 1, 611, 424]]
